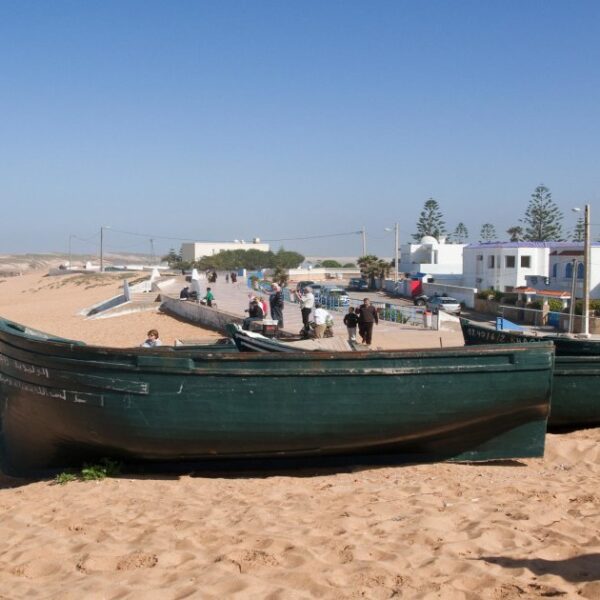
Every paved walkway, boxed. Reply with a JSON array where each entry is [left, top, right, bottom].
[[163, 276, 465, 350]]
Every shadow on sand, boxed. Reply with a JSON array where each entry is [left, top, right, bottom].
[[480, 553, 600, 582]]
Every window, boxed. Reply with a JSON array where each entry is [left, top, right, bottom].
[[520, 256, 531, 268], [566, 262, 573, 278], [505, 286, 514, 292], [477, 255, 483, 261], [505, 256, 516, 268], [577, 262, 584, 279], [488, 255, 495, 268], [552, 264, 558, 278]]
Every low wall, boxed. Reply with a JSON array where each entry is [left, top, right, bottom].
[[422, 283, 476, 309], [160, 295, 244, 333], [83, 293, 128, 317]]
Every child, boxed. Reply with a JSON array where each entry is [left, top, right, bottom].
[[343, 306, 359, 342], [204, 287, 214, 307], [141, 329, 163, 348]]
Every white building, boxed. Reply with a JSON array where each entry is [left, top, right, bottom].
[[181, 239, 270, 262], [526, 243, 600, 299], [463, 242, 551, 292], [399, 236, 465, 279]]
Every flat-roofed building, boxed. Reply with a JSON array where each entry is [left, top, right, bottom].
[[181, 239, 270, 262]]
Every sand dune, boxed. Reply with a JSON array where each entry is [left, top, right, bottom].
[[0, 271, 598, 598]]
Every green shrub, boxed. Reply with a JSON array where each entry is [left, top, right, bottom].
[[527, 300, 544, 310], [80, 458, 121, 481], [54, 472, 77, 485], [548, 299, 563, 312]]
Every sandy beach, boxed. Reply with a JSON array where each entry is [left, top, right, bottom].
[[0, 271, 598, 598]]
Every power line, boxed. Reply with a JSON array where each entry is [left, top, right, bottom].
[[95, 227, 362, 244]]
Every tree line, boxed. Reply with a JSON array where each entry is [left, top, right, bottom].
[[162, 247, 306, 272], [413, 184, 582, 243]]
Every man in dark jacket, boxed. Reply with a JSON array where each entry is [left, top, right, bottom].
[[356, 298, 379, 345], [269, 283, 285, 329]]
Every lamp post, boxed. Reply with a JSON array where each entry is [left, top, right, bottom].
[[384, 223, 400, 282], [100, 225, 110, 272], [572, 205, 591, 336]]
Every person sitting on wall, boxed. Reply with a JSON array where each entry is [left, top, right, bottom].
[[180, 286, 190, 300], [141, 329, 163, 348], [203, 287, 215, 307], [243, 298, 264, 330]]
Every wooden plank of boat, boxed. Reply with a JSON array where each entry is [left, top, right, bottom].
[[0, 316, 553, 474], [226, 324, 353, 353], [460, 318, 600, 427]]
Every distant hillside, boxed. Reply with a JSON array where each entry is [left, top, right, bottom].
[[0, 252, 155, 275]]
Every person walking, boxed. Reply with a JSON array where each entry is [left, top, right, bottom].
[[295, 286, 315, 338], [269, 283, 285, 329], [343, 306, 359, 342], [356, 298, 379, 345]]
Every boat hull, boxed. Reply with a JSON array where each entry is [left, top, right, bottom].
[[0, 318, 553, 473], [460, 318, 600, 427]]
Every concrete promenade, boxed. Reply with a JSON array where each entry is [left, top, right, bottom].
[[170, 276, 464, 350]]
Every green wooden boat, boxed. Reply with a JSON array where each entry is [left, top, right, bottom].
[[460, 318, 600, 427], [0, 316, 553, 474]]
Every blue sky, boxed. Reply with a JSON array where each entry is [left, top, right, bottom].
[[1, 1, 599, 258]]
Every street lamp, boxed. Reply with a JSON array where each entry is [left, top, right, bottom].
[[572, 205, 591, 336], [384, 223, 400, 282], [100, 225, 111, 272]]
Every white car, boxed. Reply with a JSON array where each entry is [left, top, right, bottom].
[[426, 296, 461, 315], [321, 286, 350, 307]]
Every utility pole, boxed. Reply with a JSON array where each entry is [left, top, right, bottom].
[[68, 234, 74, 268], [100, 226, 104, 272], [583, 204, 591, 336], [394, 222, 399, 282], [361, 227, 367, 257], [150, 238, 155, 265], [100, 225, 110, 272], [569, 259, 578, 334]]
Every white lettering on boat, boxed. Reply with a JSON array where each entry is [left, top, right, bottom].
[[0, 372, 101, 405], [0, 352, 50, 378]]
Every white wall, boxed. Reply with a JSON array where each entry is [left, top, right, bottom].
[[181, 242, 271, 262], [399, 241, 465, 276], [463, 245, 549, 291]]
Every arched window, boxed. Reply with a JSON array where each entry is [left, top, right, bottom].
[[577, 262, 584, 279], [565, 262, 573, 279], [552, 263, 558, 278]]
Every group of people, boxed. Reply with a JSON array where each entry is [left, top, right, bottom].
[[180, 285, 214, 306], [292, 286, 379, 343], [174, 273, 380, 345], [225, 272, 238, 284]]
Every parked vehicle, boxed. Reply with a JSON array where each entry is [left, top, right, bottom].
[[426, 296, 462, 315], [347, 278, 369, 291], [413, 294, 428, 306], [296, 280, 315, 293], [321, 286, 350, 307]]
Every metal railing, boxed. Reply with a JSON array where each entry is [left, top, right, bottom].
[[247, 278, 424, 326]]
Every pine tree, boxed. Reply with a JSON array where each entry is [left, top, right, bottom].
[[480, 223, 498, 242], [412, 198, 447, 241], [506, 226, 524, 242], [571, 217, 584, 242], [523, 184, 564, 241], [452, 222, 469, 243]]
